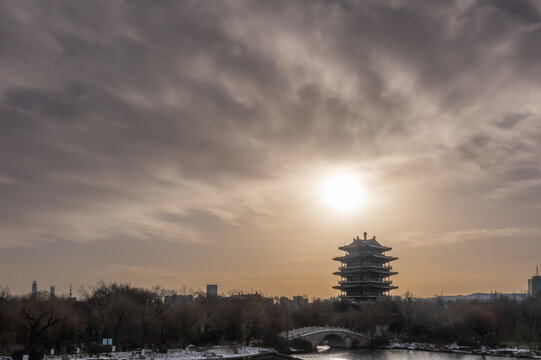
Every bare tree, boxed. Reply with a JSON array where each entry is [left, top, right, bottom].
[[20, 304, 60, 352]]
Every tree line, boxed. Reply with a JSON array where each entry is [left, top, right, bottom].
[[0, 283, 540, 359]]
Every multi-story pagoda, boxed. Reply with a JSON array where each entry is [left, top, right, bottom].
[[333, 232, 398, 301]]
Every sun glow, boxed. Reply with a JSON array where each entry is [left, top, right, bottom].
[[320, 172, 365, 213]]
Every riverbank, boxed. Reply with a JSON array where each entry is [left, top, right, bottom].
[[36, 343, 541, 360], [383, 342, 541, 358], [287, 343, 541, 359], [38, 347, 303, 360]]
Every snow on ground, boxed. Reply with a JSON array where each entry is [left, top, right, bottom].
[[386, 342, 541, 358], [43, 346, 272, 360]]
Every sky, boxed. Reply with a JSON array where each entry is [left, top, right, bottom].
[[1, 0, 541, 298]]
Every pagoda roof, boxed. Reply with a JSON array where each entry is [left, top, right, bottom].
[[339, 295, 390, 300], [333, 253, 398, 262], [367, 237, 382, 246], [339, 237, 392, 252], [334, 268, 398, 276], [334, 281, 398, 290]]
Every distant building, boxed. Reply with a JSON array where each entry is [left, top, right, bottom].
[[312, 297, 340, 304], [50, 286, 55, 297], [164, 294, 193, 305], [279, 296, 289, 305], [277, 295, 308, 308], [435, 292, 525, 303], [333, 232, 398, 302], [528, 266, 541, 297], [207, 284, 218, 297], [292, 295, 308, 307], [31, 280, 37, 296], [227, 293, 273, 304]]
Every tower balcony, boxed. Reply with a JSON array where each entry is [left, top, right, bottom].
[[335, 284, 399, 293], [338, 280, 394, 287], [334, 262, 396, 270], [334, 269, 398, 277]]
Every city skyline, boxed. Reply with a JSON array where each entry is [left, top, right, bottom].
[[4, 253, 539, 299], [2, 1, 541, 298], [5, 267, 539, 299]]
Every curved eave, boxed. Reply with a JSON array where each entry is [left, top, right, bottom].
[[334, 270, 398, 276], [337, 265, 397, 272], [338, 281, 396, 289], [339, 244, 392, 252], [333, 254, 398, 262], [336, 285, 399, 292], [340, 294, 393, 300], [372, 254, 398, 261]]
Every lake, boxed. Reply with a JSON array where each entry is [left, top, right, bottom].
[[295, 348, 524, 360]]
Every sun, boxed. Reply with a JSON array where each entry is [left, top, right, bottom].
[[320, 173, 365, 212]]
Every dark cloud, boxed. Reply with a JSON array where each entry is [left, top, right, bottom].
[[1, 0, 541, 295], [489, 0, 541, 23], [497, 113, 528, 129], [504, 167, 541, 181]]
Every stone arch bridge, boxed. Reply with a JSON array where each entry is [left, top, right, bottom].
[[282, 327, 370, 349]]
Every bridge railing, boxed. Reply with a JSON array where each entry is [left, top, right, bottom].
[[283, 326, 368, 340]]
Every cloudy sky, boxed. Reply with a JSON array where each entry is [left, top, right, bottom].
[[1, 0, 541, 298]]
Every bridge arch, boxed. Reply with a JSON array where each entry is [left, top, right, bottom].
[[317, 334, 347, 348], [284, 327, 370, 350]]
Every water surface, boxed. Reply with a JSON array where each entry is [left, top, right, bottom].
[[295, 348, 523, 360]]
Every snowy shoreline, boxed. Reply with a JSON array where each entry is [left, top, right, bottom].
[[41, 346, 276, 360], [383, 342, 541, 359], [31, 343, 541, 360]]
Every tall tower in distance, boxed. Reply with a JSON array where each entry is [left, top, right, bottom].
[[333, 232, 398, 302], [528, 265, 541, 297], [31, 280, 37, 296], [68, 284, 77, 301]]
